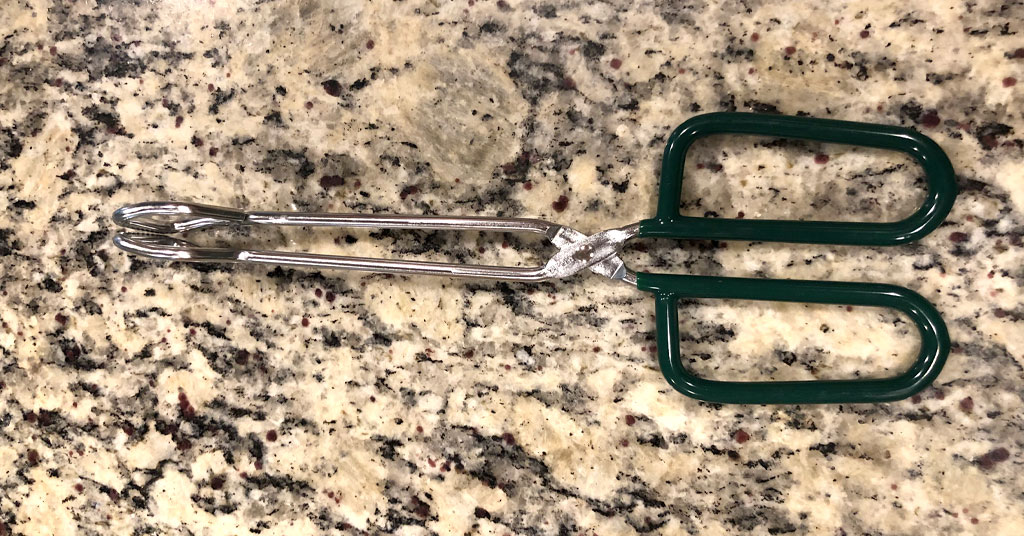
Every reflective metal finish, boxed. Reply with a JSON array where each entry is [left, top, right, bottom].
[[111, 111, 959, 406], [112, 201, 639, 284]]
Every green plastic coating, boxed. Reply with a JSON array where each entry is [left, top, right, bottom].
[[635, 112, 957, 404], [639, 112, 957, 245], [637, 272, 950, 404]]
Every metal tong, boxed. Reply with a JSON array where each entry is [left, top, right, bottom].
[[113, 112, 958, 405], [113, 202, 640, 284]]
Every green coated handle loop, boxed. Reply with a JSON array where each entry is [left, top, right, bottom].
[[635, 112, 957, 403], [637, 273, 950, 404], [639, 112, 957, 245]]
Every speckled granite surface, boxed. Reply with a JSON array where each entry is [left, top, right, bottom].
[[1, 1, 1023, 534]]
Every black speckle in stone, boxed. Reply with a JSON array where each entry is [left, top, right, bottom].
[[244, 473, 314, 497], [0, 128, 24, 171], [679, 322, 734, 343], [275, 85, 287, 96], [776, 350, 797, 365], [899, 101, 923, 123], [618, 98, 639, 111], [399, 184, 420, 199], [744, 101, 780, 114], [581, 40, 606, 60], [889, 14, 926, 28], [12, 199, 36, 210], [533, 4, 556, 18], [658, 3, 695, 24], [810, 442, 837, 456], [185, 262, 232, 274], [323, 331, 342, 348], [719, 94, 737, 112], [185, 320, 227, 340], [266, 266, 290, 279], [41, 277, 62, 293], [322, 79, 342, 97], [611, 180, 629, 193], [506, 51, 570, 104], [256, 149, 315, 180], [263, 110, 283, 126], [638, 433, 668, 449], [854, 63, 869, 80], [374, 435, 402, 460], [725, 44, 754, 61], [36, 409, 60, 427], [371, 332, 392, 347], [975, 123, 1012, 149], [318, 152, 362, 185], [319, 175, 345, 189], [500, 151, 532, 176], [209, 88, 236, 115], [201, 47, 222, 63], [767, 522, 798, 534], [493, 282, 527, 315], [60, 339, 103, 370], [83, 105, 126, 135], [78, 38, 145, 80], [132, 344, 153, 361], [955, 177, 996, 196], [71, 125, 97, 153], [912, 255, 937, 270], [349, 78, 368, 91], [479, 21, 504, 34], [248, 435, 265, 462], [80, 299, 103, 316]]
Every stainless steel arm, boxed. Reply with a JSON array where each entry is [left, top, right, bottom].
[[112, 202, 639, 284]]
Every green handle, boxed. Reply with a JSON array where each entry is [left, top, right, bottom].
[[637, 272, 950, 404], [635, 112, 957, 403], [639, 112, 957, 245]]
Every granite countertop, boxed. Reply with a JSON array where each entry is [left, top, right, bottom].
[[1, 1, 1022, 534]]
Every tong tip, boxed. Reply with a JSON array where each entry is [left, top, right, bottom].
[[112, 232, 240, 263], [113, 201, 247, 234]]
